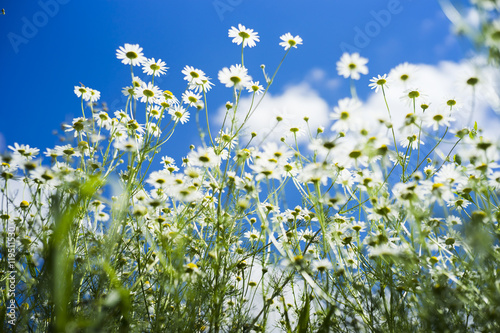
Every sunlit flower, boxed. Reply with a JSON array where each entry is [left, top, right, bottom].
[[168, 105, 190, 124], [389, 62, 418, 85], [218, 64, 252, 90], [401, 88, 425, 107], [142, 58, 168, 76], [74, 85, 88, 98], [424, 109, 455, 131], [312, 259, 332, 273], [228, 24, 260, 48], [116, 43, 145, 66], [182, 91, 202, 107], [246, 81, 264, 95], [114, 138, 138, 152], [135, 82, 162, 103], [336, 53, 368, 80], [330, 97, 362, 133], [368, 74, 389, 93], [279, 33, 303, 50], [9, 143, 39, 160]]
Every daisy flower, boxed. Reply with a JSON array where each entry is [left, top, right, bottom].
[[443, 98, 462, 112], [9, 143, 39, 160], [244, 229, 262, 243], [368, 74, 389, 93], [216, 128, 238, 149], [330, 97, 362, 133], [336, 53, 369, 80], [135, 82, 162, 103], [114, 138, 139, 152], [424, 109, 455, 131], [116, 43, 146, 66], [87, 88, 100, 102], [74, 85, 88, 98], [94, 111, 112, 130], [182, 66, 206, 85], [182, 91, 202, 107], [389, 62, 418, 85], [279, 33, 303, 50], [400, 88, 425, 107], [218, 64, 252, 90], [122, 86, 136, 98], [168, 105, 190, 124], [246, 81, 264, 95], [147, 104, 164, 119], [161, 155, 176, 167], [228, 24, 260, 48], [312, 259, 333, 273], [142, 58, 168, 76], [146, 122, 162, 137], [188, 147, 222, 169]]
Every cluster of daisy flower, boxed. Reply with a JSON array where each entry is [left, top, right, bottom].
[[2, 21, 500, 332]]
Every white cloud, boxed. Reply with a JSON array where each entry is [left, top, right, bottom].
[[215, 60, 500, 147], [361, 59, 500, 140]]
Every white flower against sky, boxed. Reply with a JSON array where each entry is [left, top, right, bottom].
[[182, 66, 206, 85], [74, 85, 100, 102], [247, 81, 264, 95], [168, 105, 190, 124], [244, 229, 262, 243], [74, 85, 87, 98], [135, 82, 162, 103], [182, 91, 202, 107], [158, 90, 179, 109], [424, 109, 455, 131], [215, 128, 238, 149], [182, 66, 215, 93], [218, 64, 252, 90], [54, 144, 81, 158], [401, 88, 425, 107], [279, 33, 303, 50], [369, 74, 389, 93], [336, 52, 369, 80], [389, 62, 418, 86], [146, 122, 161, 137], [88, 88, 100, 102], [8, 143, 39, 160], [121, 85, 135, 98], [116, 43, 146, 66], [442, 97, 462, 112], [142, 58, 168, 76], [330, 97, 362, 133], [113, 137, 138, 152], [94, 111, 112, 130], [228, 24, 260, 48], [147, 104, 164, 120]]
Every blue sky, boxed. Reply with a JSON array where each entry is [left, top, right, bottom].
[[0, 0, 468, 158]]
